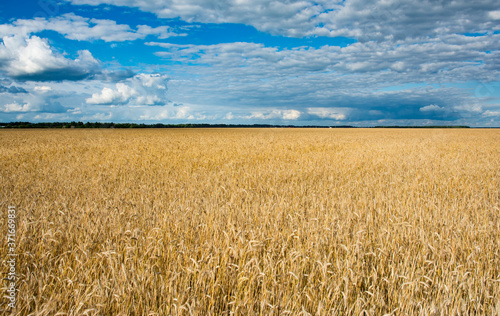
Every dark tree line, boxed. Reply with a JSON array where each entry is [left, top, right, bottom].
[[0, 122, 472, 129], [0, 122, 356, 129]]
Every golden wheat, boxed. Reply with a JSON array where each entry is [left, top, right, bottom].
[[1, 128, 499, 315]]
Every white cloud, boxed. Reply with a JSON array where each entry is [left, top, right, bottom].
[[282, 109, 301, 120], [135, 73, 168, 89], [0, 81, 74, 115], [69, 0, 323, 37], [2, 102, 35, 112], [483, 110, 500, 117], [149, 34, 500, 80], [86, 73, 169, 105], [87, 83, 137, 105], [0, 35, 99, 81], [307, 107, 347, 120], [67, 0, 500, 40], [173, 106, 192, 119], [247, 109, 301, 120], [34, 86, 52, 92], [0, 14, 178, 42], [136, 104, 209, 121], [419, 104, 446, 112], [488, 11, 500, 20]]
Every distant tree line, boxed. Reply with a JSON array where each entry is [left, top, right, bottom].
[[0, 122, 473, 129], [373, 125, 470, 128], [0, 122, 356, 129]]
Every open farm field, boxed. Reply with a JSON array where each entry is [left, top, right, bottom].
[[1, 128, 499, 315]]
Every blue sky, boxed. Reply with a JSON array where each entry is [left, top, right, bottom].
[[0, 0, 499, 126]]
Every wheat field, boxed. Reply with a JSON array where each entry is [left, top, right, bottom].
[[0, 128, 499, 315]]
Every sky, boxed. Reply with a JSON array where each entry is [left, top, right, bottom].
[[0, 0, 499, 126]]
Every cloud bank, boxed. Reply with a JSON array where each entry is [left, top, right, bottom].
[[67, 0, 500, 39]]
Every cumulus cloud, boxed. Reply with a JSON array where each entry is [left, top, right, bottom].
[[307, 108, 348, 120], [86, 83, 137, 105], [247, 109, 301, 121], [488, 10, 500, 20], [0, 81, 74, 114], [86, 73, 169, 105], [419, 104, 446, 113], [137, 104, 208, 121], [282, 109, 301, 120], [0, 13, 178, 42], [1, 102, 35, 112], [483, 110, 500, 117], [34, 86, 52, 93], [0, 35, 100, 81], [0, 98, 67, 113]]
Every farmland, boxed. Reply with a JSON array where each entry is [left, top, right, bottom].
[[1, 128, 499, 315]]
